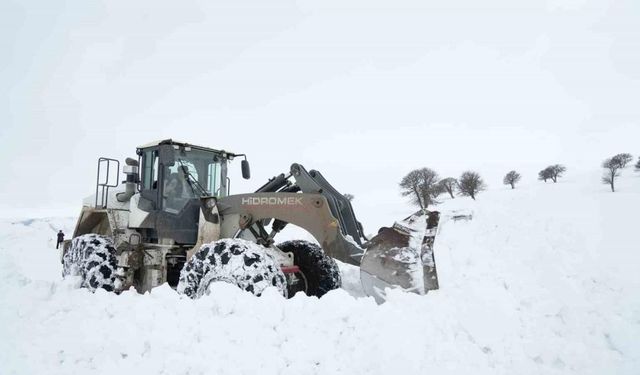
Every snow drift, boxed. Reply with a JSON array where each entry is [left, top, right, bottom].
[[1, 171, 638, 374]]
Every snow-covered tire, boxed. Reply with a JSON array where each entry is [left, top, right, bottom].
[[177, 239, 287, 299], [62, 233, 118, 292], [277, 240, 341, 298]]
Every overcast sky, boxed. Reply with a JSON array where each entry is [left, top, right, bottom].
[[1, 0, 639, 228]]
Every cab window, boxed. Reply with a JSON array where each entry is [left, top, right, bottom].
[[143, 150, 158, 190], [161, 149, 223, 213], [207, 162, 222, 196]]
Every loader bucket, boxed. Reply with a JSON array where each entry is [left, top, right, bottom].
[[360, 212, 439, 303]]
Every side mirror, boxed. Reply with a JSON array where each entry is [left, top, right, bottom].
[[125, 157, 139, 167], [241, 159, 251, 179]]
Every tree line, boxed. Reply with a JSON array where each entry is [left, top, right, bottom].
[[397, 153, 639, 209], [399, 168, 486, 210]]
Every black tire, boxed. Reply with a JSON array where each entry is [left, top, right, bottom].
[[62, 233, 118, 292], [277, 240, 341, 298], [177, 238, 287, 299]]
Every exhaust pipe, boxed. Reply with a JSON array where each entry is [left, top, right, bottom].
[[116, 158, 139, 202]]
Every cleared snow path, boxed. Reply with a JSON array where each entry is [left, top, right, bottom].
[[1, 173, 638, 374]]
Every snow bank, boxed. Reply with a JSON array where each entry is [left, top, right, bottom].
[[1, 172, 638, 374]]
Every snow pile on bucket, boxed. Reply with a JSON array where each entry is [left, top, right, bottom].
[[1, 171, 639, 374]]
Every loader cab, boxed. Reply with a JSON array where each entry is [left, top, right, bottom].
[[135, 140, 232, 244]]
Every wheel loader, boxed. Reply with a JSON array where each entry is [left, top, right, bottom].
[[61, 139, 439, 302]]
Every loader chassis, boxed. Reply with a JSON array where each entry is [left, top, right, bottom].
[[63, 139, 439, 298], [68, 191, 362, 293]]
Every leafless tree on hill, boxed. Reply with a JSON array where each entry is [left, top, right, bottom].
[[611, 153, 633, 168], [503, 170, 521, 189], [540, 164, 566, 183], [438, 178, 457, 199], [602, 158, 622, 192], [399, 168, 441, 210], [458, 171, 486, 200], [538, 168, 552, 182]]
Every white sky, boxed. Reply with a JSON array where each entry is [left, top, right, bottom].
[[1, 0, 639, 229]]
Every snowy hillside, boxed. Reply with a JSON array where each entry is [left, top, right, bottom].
[[1, 171, 639, 375]]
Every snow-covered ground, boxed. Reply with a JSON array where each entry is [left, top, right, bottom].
[[1, 171, 639, 375]]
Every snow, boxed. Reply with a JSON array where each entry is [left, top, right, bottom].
[[1, 171, 639, 374]]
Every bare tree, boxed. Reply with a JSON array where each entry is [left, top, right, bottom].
[[458, 171, 486, 200], [543, 164, 566, 183], [538, 168, 552, 182], [612, 153, 633, 168], [636, 156, 640, 172], [602, 158, 622, 192], [343, 193, 354, 202], [438, 178, 457, 199], [399, 168, 441, 209], [503, 170, 521, 189]]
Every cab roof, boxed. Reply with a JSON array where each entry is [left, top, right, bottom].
[[137, 139, 239, 156]]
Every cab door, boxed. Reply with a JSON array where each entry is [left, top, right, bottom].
[[140, 148, 160, 210]]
